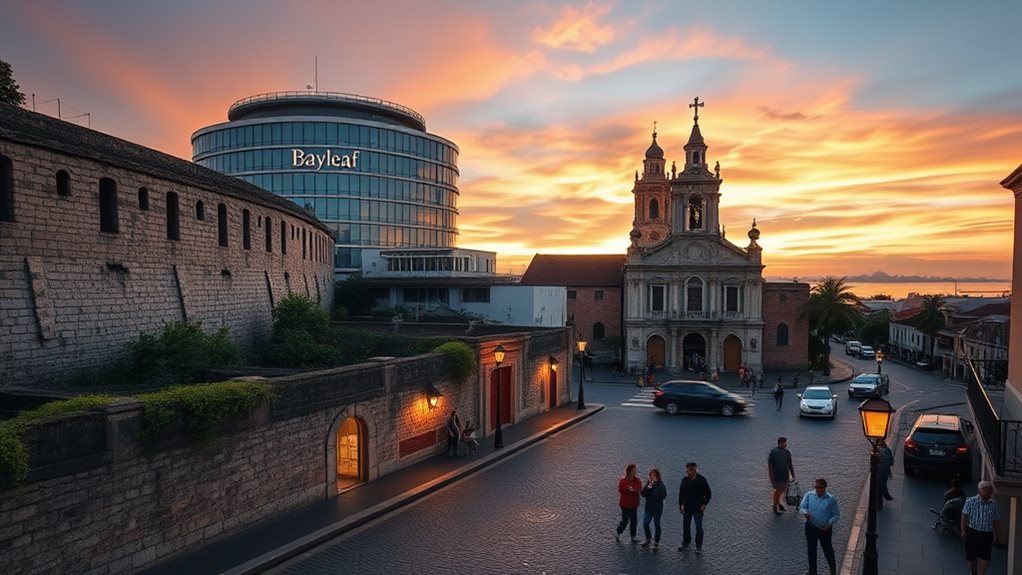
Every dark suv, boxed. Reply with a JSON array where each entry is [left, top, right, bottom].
[[903, 414, 974, 480]]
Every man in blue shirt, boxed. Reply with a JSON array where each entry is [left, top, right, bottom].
[[960, 481, 1002, 575], [799, 478, 840, 575]]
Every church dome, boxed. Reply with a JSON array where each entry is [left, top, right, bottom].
[[645, 132, 664, 160]]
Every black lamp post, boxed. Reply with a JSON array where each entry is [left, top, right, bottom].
[[493, 344, 506, 449], [858, 395, 895, 575], [876, 349, 885, 375], [576, 337, 588, 410]]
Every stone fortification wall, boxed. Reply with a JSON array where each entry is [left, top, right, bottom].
[[0, 107, 335, 387], [0, 334, 569, 575]]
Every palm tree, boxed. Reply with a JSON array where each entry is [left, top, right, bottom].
[[803, 276, 861, 375], [911, 294, 946, 363]]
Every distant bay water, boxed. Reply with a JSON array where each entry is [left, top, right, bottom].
[[769, 279, 1011, 299]]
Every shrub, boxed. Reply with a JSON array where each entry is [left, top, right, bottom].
[[433, 341, 476, 384], [264, 329, 342, 368], [125, 321, 240, 386], [272, 294, 329, 341], [137, 380, 273, 443]]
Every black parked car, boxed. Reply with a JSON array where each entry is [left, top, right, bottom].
[[653, 380, 748, 417], [903, 414, 975, 481]]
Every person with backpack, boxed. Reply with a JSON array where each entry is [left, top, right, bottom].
[[773, 378, 785, 411]]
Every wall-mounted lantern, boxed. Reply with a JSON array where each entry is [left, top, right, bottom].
[[549, 356, 559, 371], [426, 383, 442, 409]]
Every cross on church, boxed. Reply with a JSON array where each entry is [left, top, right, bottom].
[[689, 96, 705, 125]]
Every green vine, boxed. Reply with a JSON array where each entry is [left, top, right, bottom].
[[433, 341, 476, 384], [0, 395, 119, 490], [136, 380, 273, 443]]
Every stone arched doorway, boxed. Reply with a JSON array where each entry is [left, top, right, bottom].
[[722, 334, 742, 372], [336, 416, 367, 492], [682, 333, 706, 372], [646, 335, 666, 369]]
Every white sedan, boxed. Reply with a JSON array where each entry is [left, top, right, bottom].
[[797, 386, 838, 419]]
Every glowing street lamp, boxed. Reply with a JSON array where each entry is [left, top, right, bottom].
[[576, 337, 588, 410], [858, 395, 895, 575], [493, 344, 506, 449]]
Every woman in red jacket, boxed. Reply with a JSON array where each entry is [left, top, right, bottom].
[[616, 463, 642, 542]]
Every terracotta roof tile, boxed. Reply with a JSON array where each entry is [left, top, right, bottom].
[[519, 254, 624, 287]]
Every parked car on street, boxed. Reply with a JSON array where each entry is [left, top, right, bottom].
[[903, 414, 975, 480], [845, 340, 862, 355], [797, 386, 838, 419], [653, 380, 748, 417], [858, 345, 876, 359], [847, 373, 890, 398]]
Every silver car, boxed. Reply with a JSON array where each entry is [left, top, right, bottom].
[[798, 386, 838, 419], [847, 373, 890, 398]]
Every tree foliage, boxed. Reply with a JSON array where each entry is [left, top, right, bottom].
[[858, 309, 893, 348], [802, 276, 861, 374], [0, 59, 26, 106], [910, 294, 946, 357]]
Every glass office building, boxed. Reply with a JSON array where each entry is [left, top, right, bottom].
[[192, 92, 460, 274]]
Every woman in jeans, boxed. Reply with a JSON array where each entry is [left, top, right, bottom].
[[615, 463, 642, 542], [640, 468, 668, 549]]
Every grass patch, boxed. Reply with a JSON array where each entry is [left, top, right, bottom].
[[136, 380, 273, 443]]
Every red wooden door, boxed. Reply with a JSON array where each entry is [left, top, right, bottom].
[[489, 366, 512, 431], [548, 370, 558, 409]]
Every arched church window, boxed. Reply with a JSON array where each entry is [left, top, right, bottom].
[[593, 322, 605, 340], [777, 323, 789, 346], [688, 197, 703, 230], [693, 152, 700, 164], [649, 198, 659, 220]]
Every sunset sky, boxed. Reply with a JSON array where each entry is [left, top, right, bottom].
[[3, 1, 1020, 279]]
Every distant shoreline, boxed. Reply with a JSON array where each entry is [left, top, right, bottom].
[[768, 277, 1010, 283]]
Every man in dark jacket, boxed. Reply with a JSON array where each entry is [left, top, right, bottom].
[[678, 461, 712, 554]]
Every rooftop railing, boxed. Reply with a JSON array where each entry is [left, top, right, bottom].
[[228, 91, 425, 128]]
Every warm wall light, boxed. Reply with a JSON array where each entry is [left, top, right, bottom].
[[426, 384, 442, 409], [549, 356, 558, 371], [494, 344, 506, 365]]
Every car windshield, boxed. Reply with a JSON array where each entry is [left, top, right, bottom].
[[912, 429, 963, 446], [803, 389, 832, 400], [851, 376, 878, 385]]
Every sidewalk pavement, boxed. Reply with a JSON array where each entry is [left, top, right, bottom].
[[144, 403, 604, 575]]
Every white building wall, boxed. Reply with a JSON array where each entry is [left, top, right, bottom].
[[460, 286, 566, 327]]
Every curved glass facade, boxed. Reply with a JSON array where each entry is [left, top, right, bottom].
[[192, 93, 459, 272]]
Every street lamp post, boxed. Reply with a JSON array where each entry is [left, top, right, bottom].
[[858, 395, 896, 575], [493, 344, 506, 449], [876, 349, 885, 375], [576, 337, 588, 410]]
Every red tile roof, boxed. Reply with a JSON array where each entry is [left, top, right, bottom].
[[519, 254, 624, 287]]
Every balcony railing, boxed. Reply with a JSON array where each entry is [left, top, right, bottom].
[[966, 360, 1022, 476]]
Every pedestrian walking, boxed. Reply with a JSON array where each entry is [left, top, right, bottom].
[[960, 481, 1002, 575], [445, 410, 462, 457], [768, 437, 795, 515], [792, 371, 800, 389], [640, 468, 668, 549], [773, 380, 784, 411], [877, 440, 894, 507], [677, 461, 712, 555], [461, 420, 479, 456], [799, 478, 840, 575], [615, 463, 642, 543], [751, 371, 759, 398]]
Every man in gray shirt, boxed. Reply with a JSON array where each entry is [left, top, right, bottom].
[[768, 436, 795, 514]]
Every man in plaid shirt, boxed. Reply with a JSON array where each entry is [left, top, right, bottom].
[[960, 481, 1002, 575]]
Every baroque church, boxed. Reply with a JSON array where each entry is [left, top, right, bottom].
[[623, 98, 807, 374]]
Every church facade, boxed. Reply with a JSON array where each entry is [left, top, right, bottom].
[[623, 99, 807, 374]]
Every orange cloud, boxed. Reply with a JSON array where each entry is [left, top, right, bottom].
[[530, 2, 617, 53]]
